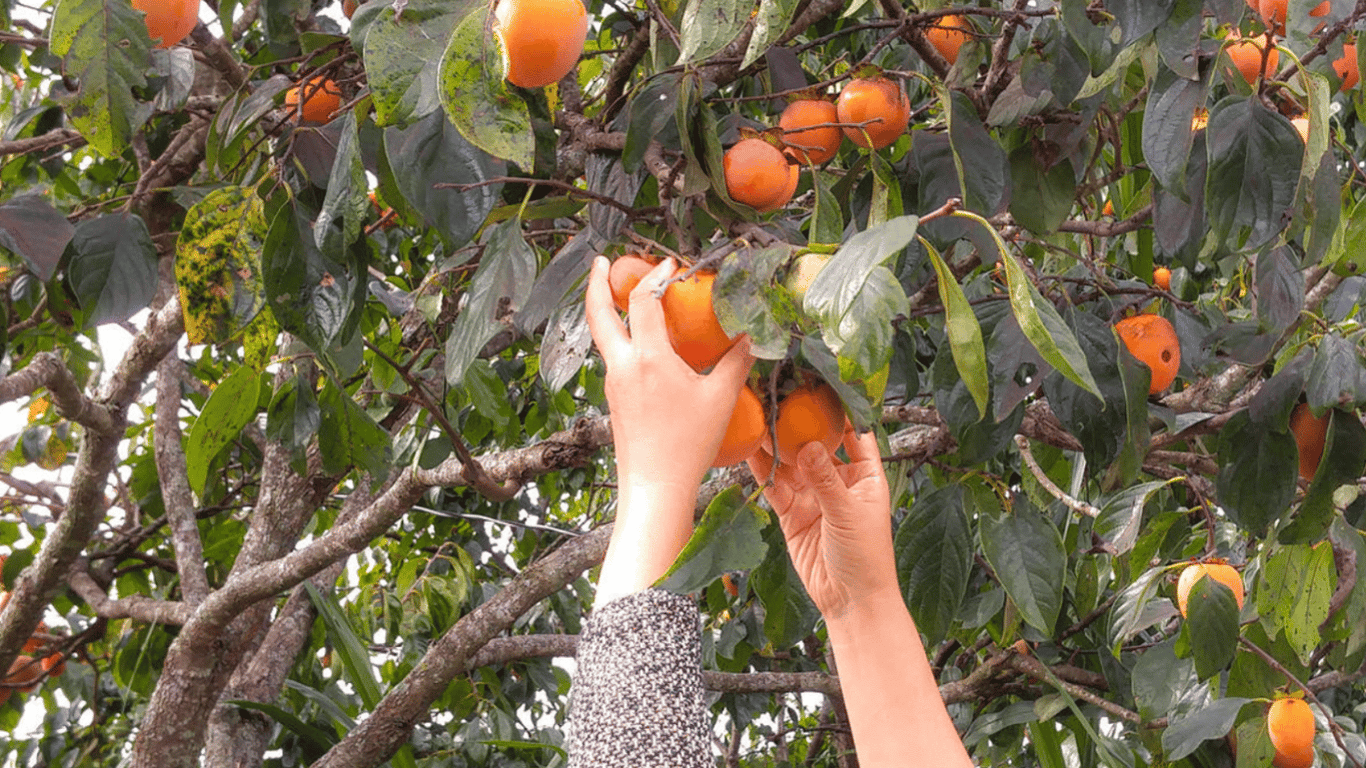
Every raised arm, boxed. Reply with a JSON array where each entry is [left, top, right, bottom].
[[747, 429, 973, 768], [583, 255, 754, 607], [567, 255, 753, 768]]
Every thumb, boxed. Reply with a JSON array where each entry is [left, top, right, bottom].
[[797, 441, 850, 512]]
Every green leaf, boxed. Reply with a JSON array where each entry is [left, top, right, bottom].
[[362, 0, 466, 126], [1108, 568, 1173, 654], [753, 522, 819, 650], [1216, 411, 1298, 535], [1094, 480, 1177, 555], [676, 0, 747, 65], [740, 0, 796, 68], [966, 214, 1100, 398], [1144, 56, 1206, 189], [944, 89, 1009, 216], [305, 583, 385, 708], [1204, 96, 1303, 250], [712, 245, 790, 360], [175, 187, 268, 345], [226, 700, 336, 756], [1161, 697, 1249, 759], [803, 215, 918, 332], [979, 501, 1065, 635], [1131, 638, 1197, 721], [809, 169, 844, 245], [316, 378, 393, 481], [623, 75, 680, 171], [68, 212, 158, 326], [1306, 333, 1366, 411], [262, 201, 358, 353], [316, 112, 369, 251], [1257, 542, 1335, 665], [0, 195, 75, 282], [384, 109, 506, 251], [206, 75, 292, 174], [1041, 308, 1136, 475], [266, 374, 321, 474], [1008, 146, 1075, 234], [1185, 576, 1241, 679], [894, 485, 972, 644], [439, 6, 533, 168], [49, 0, 151, 156], [445, 219, 537, 384], [185, 366, 262, 496], [657, 486, 768, 595], [923, 238, 989, 419]]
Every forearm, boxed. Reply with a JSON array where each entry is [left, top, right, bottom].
[[826, 589, 973, 768], [592, 483, 695, 608]]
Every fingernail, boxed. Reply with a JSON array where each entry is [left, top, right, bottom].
[[593, 255, 609, 271]]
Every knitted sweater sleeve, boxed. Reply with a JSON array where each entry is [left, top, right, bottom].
[[567, 589, 711, 767]]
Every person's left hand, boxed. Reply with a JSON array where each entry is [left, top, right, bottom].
[[584, 256, 755, 500]]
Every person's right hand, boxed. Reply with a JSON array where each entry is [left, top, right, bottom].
[[745, 427, 900, 621]]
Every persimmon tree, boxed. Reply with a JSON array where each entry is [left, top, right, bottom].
[[2, 0, 1366, 766]]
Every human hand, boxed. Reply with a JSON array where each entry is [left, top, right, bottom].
[[584, 255, 754, 504], [746, 426, 899, 621]]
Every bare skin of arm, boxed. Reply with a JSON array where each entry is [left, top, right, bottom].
[[747, 432, 974, 768], [582, 256, 754, 608]]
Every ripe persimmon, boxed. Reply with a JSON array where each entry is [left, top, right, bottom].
[[1290, 404, 1329, 482], [774, 382, 845, 464], [779, 99, 842, 165], [4, 656, 43, 693], [723, 138, 799, 212], [836, 76, 910, 150], [925, 14, 972, 65], [1153, 266, 1171, 291], [132, 0, 200, 48], [1115, 314, 1181, 394], [608, 255, 657, 313], [1333, 43, 1358, 91], [1247, 0, 1330, 34], [1225, 34, 1278, 85], [39, 653, 65, 678], [661, 269, 737, 372], [493, 0, 589, 89], [285, 78, 343, 124], [712, 386, 766, 467], [1268, 698, 1316, 768], [1176, 562, 1244, 617]]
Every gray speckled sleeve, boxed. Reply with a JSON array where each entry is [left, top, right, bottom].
[[567, 589, 711, 767]]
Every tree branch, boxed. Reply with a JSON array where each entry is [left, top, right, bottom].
[[67, 564, 193, 625], [0, 351, 118, 433], [154, 356, 210, 605]]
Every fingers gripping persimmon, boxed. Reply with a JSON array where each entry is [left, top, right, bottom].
[[608, 255, 656, 313], [774, 383, 846, 465], [835, 76, 910, 150], [661, 269, 738, 372]]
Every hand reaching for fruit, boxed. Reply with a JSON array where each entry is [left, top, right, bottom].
[[586, 256, 754, 495], [585, 256, 755, 606], [746, 426, 899, 622]]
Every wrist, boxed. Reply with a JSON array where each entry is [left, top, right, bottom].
[[824, 585, 912, 636]]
